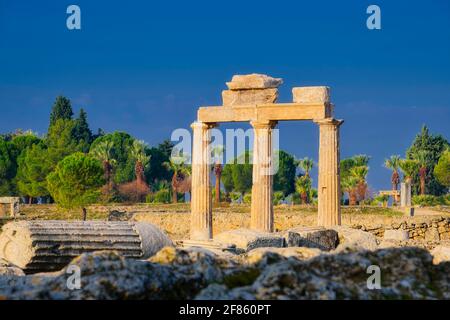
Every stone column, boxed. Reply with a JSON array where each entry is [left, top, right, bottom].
[[190, 121, 214, 240], [400, 182, 412, 207], [315, 118, 343, 227], [250, 120, 277, 232]]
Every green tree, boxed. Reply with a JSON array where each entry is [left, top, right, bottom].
[[340, 155, 370, 205], [46, 119, 84, 170], [406, 125, 449, 195], [49, 96, 73, 127], [89, 132, 136, 184], [295, 175, 311, 204], [434, 150, 450, 188], [224, 151, 253, 195], [16, 144, 52, 202], [0, 137, 16, 195], [47, 153, 104, 217], [273, 151, 296, 196], [90, 140, 117, 200], [72, 108, 92, 150], [399, 159, 420, 184]]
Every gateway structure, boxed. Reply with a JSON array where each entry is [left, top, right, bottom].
[[190, 74, 343, 240]]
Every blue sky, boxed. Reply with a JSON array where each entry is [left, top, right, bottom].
[[1, 0, 449, 192]]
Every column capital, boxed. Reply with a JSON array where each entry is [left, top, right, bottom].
[[314, 118, 344, 127], [250, 120, 278, 129], [191, 121, 217, 130]]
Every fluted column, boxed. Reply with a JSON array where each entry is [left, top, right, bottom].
[[190, 121, 215, 240], [315, 118, 343, 226], [250, 120, 277, 232]]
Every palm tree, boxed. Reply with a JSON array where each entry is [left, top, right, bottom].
[[350, 165, 369, 203], [163, 155, 191, 203], [399, 159, 419, 184], [295, 157, 314, 204], [211, 145, 224, 204], [295, 175, 311, 204], [415, 150, 430, 195], [90, 140, 116, 192], [384, 155, 401, 190], [130, 140, 150, 185], [342, 175, 359, 205], [296, 157, 314, 178]]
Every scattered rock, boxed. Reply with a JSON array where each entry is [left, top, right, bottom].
[[431, 245, 450, 264], [214, 229, 284, 252], [0, 258, 24, 277], [1, 247, 448, 300], [197, 247, 450, 300], [226, 74, 283, 90], [331, 226, 378, 251]]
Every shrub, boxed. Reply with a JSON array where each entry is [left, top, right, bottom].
[[273, 191, 284, 205], [412, 195, 445, 206], [230, 192, 242, 203], [152, 189, 171, 203], [243, 193, 252, 204], [47, 152, 105, 211]]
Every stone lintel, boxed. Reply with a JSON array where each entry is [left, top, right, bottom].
[[198, 103, 332, 123]]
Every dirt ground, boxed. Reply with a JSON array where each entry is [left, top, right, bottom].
[[15, 203, 449, 240]]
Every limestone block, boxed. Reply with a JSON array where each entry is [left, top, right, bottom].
[[281, 227, 339, 251], [226, 74, 283, 90], [430, 245, 450, 264], [383, 229, 409, 241], [0, 220, 173, 273], [424, 227, 440, 241], [214, 228, 284, 252], [292, 86, 330, 104], [222, 88, 278, 107], [331, 226, 378, 251]]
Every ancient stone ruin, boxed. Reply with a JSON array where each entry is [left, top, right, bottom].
[[0, 197, 20, 218], [190, 74, 343, 240], [0, 220, 173, 273]]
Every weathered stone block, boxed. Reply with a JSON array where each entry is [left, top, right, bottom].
[[226, 74, 283, 90], [424, 227, 440, 241], [282, 227, 339, 251], [331, 226, 378, 251], [292, 86, 330, 104], [214, 228, 284, 252], [384, 229, 409, 241], [222, 88, 278, 107]]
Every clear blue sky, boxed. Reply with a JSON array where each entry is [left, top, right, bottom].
[[1, 0, 449, 192]]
